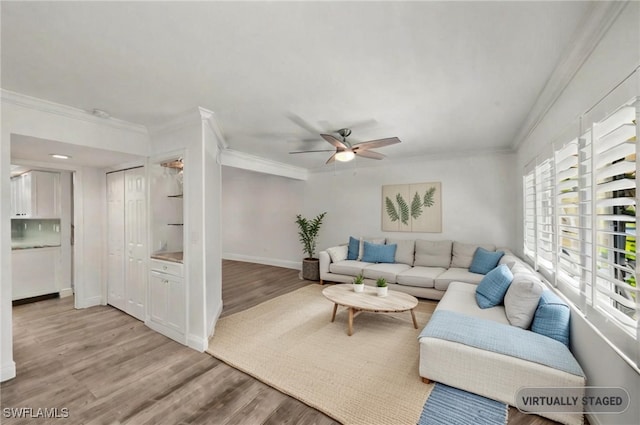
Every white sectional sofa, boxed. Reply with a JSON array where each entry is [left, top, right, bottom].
[[419, 281, 586, 425], [320, 236, 586, 425], [319, 238, 510, 300]]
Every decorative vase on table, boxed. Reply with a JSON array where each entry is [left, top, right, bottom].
[[353, 274, 365, 292], [376, 278, 388, 297]]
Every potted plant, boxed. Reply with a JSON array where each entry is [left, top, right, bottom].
[[376, 278, 388, 297], [295, 212, 327, 281], [353, 274, 365, 293]]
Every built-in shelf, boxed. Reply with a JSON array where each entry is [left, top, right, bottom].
[[168, 194, 183, 198]]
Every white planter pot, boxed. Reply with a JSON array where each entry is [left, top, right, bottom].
[[377, 286, 388, 297], [353, 283, 365, 293]]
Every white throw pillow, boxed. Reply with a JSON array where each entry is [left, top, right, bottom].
[[326, 245, 348, 263], [504, 273, 545, 329]]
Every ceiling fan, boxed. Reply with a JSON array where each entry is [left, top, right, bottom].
[[289, 128, 401, 164]]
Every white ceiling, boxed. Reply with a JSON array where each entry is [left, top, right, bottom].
[[1, 1, 595, 170], [10, 135, 144, 171]]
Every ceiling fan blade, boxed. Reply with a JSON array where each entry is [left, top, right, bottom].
[[326, 153, 337, 164], [321, 134, 348, 149], [355, 149, 385, 160], [286, 113, 321, 135], [289, 149, 335, 154], [319, 118, 378, 133], [352, 137, 401, 150]]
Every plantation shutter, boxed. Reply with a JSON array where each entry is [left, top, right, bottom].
[[535, 158, 555, 273], [523, 169, 536, 261], [590, 99, 639, 342], [555, 139, 580, 287]]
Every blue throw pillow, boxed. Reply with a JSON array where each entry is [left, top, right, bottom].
[[531, 290, 571, 346], [475, 264, 513, 308], [361, 241, 397, 263], [469, 247, 505, 274], [347, 236, 360, 260]]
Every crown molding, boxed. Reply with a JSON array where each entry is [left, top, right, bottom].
[[221, 149, 308, 181], [0, 89, 148, 135], [511, 0, 629, 151], [198, 107, 229, 151]]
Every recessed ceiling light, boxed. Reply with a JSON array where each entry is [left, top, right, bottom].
[[50, 154, 71, 159]]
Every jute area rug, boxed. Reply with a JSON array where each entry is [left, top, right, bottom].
[[207, 284, 437, 425]]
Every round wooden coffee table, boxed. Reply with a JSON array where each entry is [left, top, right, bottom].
[[322, 284, 419, 336]]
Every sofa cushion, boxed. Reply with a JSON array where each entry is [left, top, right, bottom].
[[414, 240, 452, 268], [469, 247, 504, 274], [475, 264, 513, 309], [361, 241, 397, 263], [326, 245, 348, 263], [358, 237, 386, 260], [329, 260, 372, 277], [396, 266, 445, 288], [531, 290, 571, 346], [504, 273, 545, 329], [347, 236, 360, 260], [434, 281, 509, 325], [450, 242, 496, 268], [363, 263, 412, 284], [434, 267, 484, 290], [499, 253, 520, 270], [387, 238, 415, 266]]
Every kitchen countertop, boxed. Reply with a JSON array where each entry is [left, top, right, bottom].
[[12, 243, 61, 250], [151, 251, 183, 263]]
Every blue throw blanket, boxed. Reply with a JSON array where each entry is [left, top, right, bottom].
[[419, 310, 585, 377]]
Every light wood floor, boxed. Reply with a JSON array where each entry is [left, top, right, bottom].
[[1, 260, 559, 425]]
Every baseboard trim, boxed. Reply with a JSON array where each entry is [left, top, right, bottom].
[[59, 288, 73, 298], [222, 253, 300, 270], [75, 295, 102, 309], [0, 361, 16, 382], [187, 334, 208, 353], [207, 301, 223, 339]]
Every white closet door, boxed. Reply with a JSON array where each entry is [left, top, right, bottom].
[[106, 172, 126, 311], [125, 167, 147, 321]]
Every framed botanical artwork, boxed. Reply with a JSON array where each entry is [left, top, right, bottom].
[[382, 182, 442, 232]]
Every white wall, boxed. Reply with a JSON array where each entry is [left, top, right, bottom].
[[515, 4, 640, 424], [150, 108, 224, 352], [306, 152, 517, 253], [221, 152, 516, 267], [221, 166, 306, 269]]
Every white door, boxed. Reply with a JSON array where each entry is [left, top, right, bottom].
[[125, 167, 147, 321], [106, 172, 126, 311]]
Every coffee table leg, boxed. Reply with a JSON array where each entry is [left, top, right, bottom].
[[331, 303, 338, 322], [348, 307, 354, 336], [410, 309, 418, 329]]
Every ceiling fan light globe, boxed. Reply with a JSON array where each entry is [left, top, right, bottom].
[[335, 150, 355, 162]]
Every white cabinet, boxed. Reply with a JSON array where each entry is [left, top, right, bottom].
[[106, 167, 147, 321], [148, 260, 186, 344], [12, 247, 61, 300], [11, 171, 61, 218]]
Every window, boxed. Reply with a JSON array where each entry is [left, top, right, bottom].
[[523, 94, 639, 368], [592, 103, 637, 335], [523, 170, 536, 261]]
